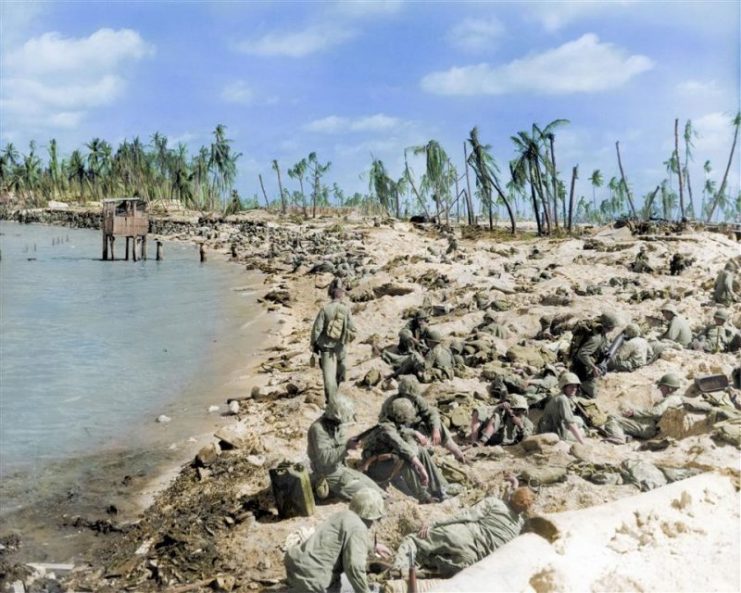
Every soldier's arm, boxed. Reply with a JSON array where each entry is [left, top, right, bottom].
[[308, 423, 346, 468], [311, 308, 326, 350], [575, 335, 603, 367], [382, 424, 417, 462], [520, 417, 535, 439], [412, 394, 441, 432], [342, 528, 371, 593]]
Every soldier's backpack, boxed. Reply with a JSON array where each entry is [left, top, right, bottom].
[[325, 307, 347, 341], [567, 319, 596, 361]]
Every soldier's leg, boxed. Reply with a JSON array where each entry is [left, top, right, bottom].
[[332, 468, 385, 501], [580, 379, 597, 399], [336, 345, 347, 387], [320, 350, 338, 404]]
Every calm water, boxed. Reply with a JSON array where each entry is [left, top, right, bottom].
[[0, 221, 264, 484]]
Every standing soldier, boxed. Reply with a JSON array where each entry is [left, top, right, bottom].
[[284, 488, 391, 593], [570, 312, 618, 398], [311, 280, 356, 405], [307, 397, 385, 501]]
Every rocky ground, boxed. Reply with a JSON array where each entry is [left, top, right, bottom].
[[1, 206, 739, 593]]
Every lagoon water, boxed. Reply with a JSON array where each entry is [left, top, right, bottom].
[[0, 221, 264, 511]]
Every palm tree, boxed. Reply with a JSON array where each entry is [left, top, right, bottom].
[[22, 142, 43, 204], [307, 152, 330, 218], [85, 138, 112, 200], [271, 159, 287, 214], [67, 149, 87, 201], [589, 169, 603, 213], [534, 119, 569, 229], [511, 128, 551, 234], [706, 112, 741, 222], [682, 120, 697, 218], [208, 125, 241, 211], [411, 140, 455, 223], [368, 158, 395, 216], [468, 127, 516, 233], [287, 158, 308, 218], [0, 142, 20, 190]]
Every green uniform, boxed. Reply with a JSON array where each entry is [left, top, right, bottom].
[[610, 337, 652, 372], [713, 269, 737, 305], [311, 300, 356, 405], [391, 344, 455, 383], [697, 324, 734, 353], [362, 421, 448, 502], [604, 395, 683, 441], [572, 332, 608, 398], [393, 496, 525, 577], [379, 392, 453, 445], [307, 417, 384, 501], [537, 393, 585, 441], [284, 509, 372, 593], [477, 410, 534, 446], [661, 315, 692, 348]]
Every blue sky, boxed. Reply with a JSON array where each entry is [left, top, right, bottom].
[[1, 0, 739, 211]]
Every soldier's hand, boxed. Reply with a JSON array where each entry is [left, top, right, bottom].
[[374, 542, 392, 558], [346, 437, 361, 450], [412, 458, 429, 487], [417, 524, 431, 539], [591, 365, 603, 377], [431, 427, 442, 446], [414, 431, 429, 446], [623, 409, 634, 418]]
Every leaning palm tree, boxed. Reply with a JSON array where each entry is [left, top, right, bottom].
[[307, 152, 330, 218], [706, 111, 741, 222], [271, 159, 287, 214], [287, 158, 308, 218], [534, 119, 569, 229], [208, 124, 241, 211], [411, 139, 454, 221], [682, 120, 697, 218], [468, 127, 516, 234], [589, 170, 603, 213], [512, 128, 551, 234], [368, 158, 396, 216]]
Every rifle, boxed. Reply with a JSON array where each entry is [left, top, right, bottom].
[[351, 424, 380, 443], [407, 547, 418, 593], [597, 331, 625, 374]]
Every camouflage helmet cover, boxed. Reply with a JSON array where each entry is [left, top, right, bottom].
[[624, 323, 641, 338], [558, 372, 581, 389], [426, 329, 443, 343], [397, 375, 421, 397], [599, 312, 619, 329], [349, 488, 385, 520], [324, 396, 355, 423], [657, 373, 681, 389], [509, 395, 529, 411], [713, 309, 729, 321], [388, 397, 416, 425], [660, 304, 678, 316]]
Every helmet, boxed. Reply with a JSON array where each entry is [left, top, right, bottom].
[[426, 329, 443, 343], [660, 304, 678, 317], [349, 488, 385, 521], [713, 309, 729, 322], [397, 375, 421, 397], [414, 309, 430, 321], [510, 395, 529, 411], [558, 372, 581, 389], [509, 487, 536, 513], [624, 323, 641, 339], [324, 397, 355, 424], [388, 397, 416, 425], [599, 312, 619, 330], [657, 373, 681, 389]]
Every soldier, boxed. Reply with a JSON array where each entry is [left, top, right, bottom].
[[470, 395, 534, 446], [609, 323, 654, 372], [311, 281, 357, 405], [692, 309, 737, 353], [361, 398, 449, 503], [630, 245, 653, 273], [307, 397, 385, 501], [537, 372, 586, 444], [570, 312, 618, 398], [392, 481, 535, 578], [379, 375, 466, 462], [713, 261, 738, 305], [381, 311, 431, 368], [658, 304, 692, 348], [389, 330, 456, 383], [284, 488, 391, 593], [603, 373, 683, 443]]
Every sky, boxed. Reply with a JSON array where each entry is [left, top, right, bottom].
[[1, 0, 739, 212]]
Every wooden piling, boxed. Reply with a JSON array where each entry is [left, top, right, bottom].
[[199, 243, 206, 263], [141, 236, 147, 260], [132, 237, 138, 262], [156, 240, 163, 261], [125, 237, 130, 261]]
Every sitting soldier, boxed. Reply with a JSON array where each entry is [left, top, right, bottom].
[[389, 330, 457, 383], [713, 261, 738, 305], [307, 397, 385, 501], [603, 373, 683, 443], [609, 323, 654, 372], [470, 395, 534, 446], [360, 398, 450, 503], [537, 372, 586, 444], [691, 309, 739, 354]]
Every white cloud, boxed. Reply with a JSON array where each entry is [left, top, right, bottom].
[[527, 1, 636, 32], [693, 112, 737, 155], [676, 80, 720, 96], [447, 17, 505, 52], [221, 80, 254, 105], [421, 34, 653, 96], [1, 28, 153, 132], [235, 25, 354, 58], [304, 113, 402, 134], [333, 0, 403, 18]]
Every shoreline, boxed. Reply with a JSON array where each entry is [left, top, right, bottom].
[[0, 216, 281, 565]]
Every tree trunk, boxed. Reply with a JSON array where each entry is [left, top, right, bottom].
[[274, 163, 287, 214], [674, 119, 685, 220], [644, 185, 660, 220], [258, 174, 270, 209], [615, 142, 638, 217], [312, 173, 318, 219], [531, 159, 551, 234], [706, 123, 739, 222], [529, 174, 542, 236], [463, 143, 475, 225], [549, 136, 559, 229], [567, 165, 578, 233], [492, 184, 516, 235], [685, 167, 694, 218], [298, 178, 308, 218]]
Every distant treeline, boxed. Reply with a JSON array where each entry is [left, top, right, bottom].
[[2, 114, 739, 235]]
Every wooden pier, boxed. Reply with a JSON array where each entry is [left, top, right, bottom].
[[101, 198, 149, 261]]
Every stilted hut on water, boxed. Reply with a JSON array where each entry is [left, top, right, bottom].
[[101, 198, 149, 261]]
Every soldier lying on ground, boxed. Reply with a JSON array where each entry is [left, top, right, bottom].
[[307, 397, 385, 502], [691, 309, 740, 354], [609, 323, 655, 372], [391, 477, 535, 578], [360, 398, 452, 503], [537, 372, 587, 444], [311, 280, 357, 405], [379, 375, 466, 463], [603, 373, 683, 444], [284, 488, 391, 593], [470, 395, 534, 446]]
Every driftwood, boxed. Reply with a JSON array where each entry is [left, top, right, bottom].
[[636, 235, 700, 242]]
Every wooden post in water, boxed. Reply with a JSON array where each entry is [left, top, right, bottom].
[[199, 243, 206, 263], [156, 240, 163, 261], [110, 236, 116, 260], [141, 236, 147, 260], [125, 237, 130, 261], [132, 237, 138, 262], [102, 233, 108, 260]]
